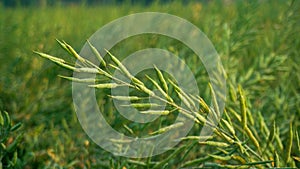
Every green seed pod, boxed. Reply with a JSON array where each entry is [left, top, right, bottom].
[[56, 39, 72, 54], [222, 119, 235, 136], [12, 151, 18, 166], [209, 84, 220, 118], [176, 90, 191, 109], [180, 136, 213, 141], [267, 121, 276, 146], [87, 40, 106, 67], [245, 126, 260, 149], [140, 110, 169, 115], [74, 68, 99, 74], [154, 65, 168, 93], [146, 75, 173, 102], [33, 51, 65, 63], [238, 85, 247, 129], [136, 83, 154, 96], [89, 83, 122, 89], [109, 95, 142, 101], [286, 122, 293, 163], [105, 49, 133, 80], [4, 111, 11, 127], [296, 130, 300, 154], [63, 41, 86, 63], [232, 155, 246, 164], [10, 122, 22, 132], [209, 154, 232, 161], [126, 103, 162, 109], [1, 143, 6, 150], [274, 151, 280, 167], [199, 141, 229, 147], [58, 75, 98, 83], [150, 122, 184, 135], [0, 111, 4, 126]]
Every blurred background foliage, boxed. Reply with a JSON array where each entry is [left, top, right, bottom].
[[0, 0, 299, 168]]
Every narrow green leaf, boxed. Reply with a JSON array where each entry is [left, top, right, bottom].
[[153, 145, 186, 169], [181, 156, 210, 167], [12, 151, 17, 165], [7, 135, 22, 153]]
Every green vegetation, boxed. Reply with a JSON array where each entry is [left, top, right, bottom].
[[1, 1, 300, 168], [0, 111, 23, 169]]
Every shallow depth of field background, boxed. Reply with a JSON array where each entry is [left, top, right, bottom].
[[0, 0, 299, 168]]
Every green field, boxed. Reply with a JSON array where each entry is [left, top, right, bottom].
[[1, 1, 300, 168]]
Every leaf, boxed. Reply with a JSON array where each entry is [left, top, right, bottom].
[[153, 145, 186, 169]]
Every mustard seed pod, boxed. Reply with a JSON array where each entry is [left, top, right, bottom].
[[150, 122, 184, 135], [87, 40, 106, 67], [286, 122, 293, 163], [0, 111, 4, 126], [140, 110, 170, 115], [109, 95, 142, 101], [105, 49, 133, 80], [245, 126, 260, 149], [238, 85, 247, 130], [199, 141, 229, 147], [89, 83, 123, 89], [154, 65, 168, 93]]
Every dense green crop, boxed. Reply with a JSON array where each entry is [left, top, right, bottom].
[[0, 1, 299, 168]]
